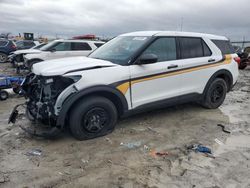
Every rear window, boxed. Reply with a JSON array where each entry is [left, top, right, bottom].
[[94, 43, 104, 48], [0, 40, 8, 47], [71, 42, 92, 51], [212, 40, 234, 55], [180, 37, 209, 59]]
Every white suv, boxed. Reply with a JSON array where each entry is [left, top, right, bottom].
[[23, 39, 105, 69], [10, 31, 239, 140]]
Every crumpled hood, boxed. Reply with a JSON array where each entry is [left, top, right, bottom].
[[32, 56, 117, 76], [14, 49, 41, 55]]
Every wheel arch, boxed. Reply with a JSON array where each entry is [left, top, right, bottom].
[[56, 85, 129, 128], [203, 69, 233, 95]]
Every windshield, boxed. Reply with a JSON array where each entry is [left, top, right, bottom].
[[40, 41, 58, 51], [32, 43, 46, 49], [89, 36, 150, 65]]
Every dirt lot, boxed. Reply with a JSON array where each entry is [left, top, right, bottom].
[[0, 63, 250, 188]]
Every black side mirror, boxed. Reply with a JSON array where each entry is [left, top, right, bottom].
[[50, 48, 56, 52], [138, 54, 158, 65]]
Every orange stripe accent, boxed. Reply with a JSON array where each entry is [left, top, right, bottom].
[[116, 55, 232, 95], [116, 82, 130, 95]]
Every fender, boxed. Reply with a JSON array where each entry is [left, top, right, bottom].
[[203, 69, 233, 95], [56, 85, 129, 128]]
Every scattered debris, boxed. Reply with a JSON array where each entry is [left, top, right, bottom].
[[105, 137, 113, 144], [0, 173, 9, 183], [150, 149, 169, 158], [215, 138, 224, 145], [147, 127, 159, 134], [188, 144, 212, 154], [25, 149, 42, 156], [143, 145, 150, 151], [120, 141, 141, 149], [81, 159, 89, 164], [180, 169, 187, 176], [217, 124, 231, 134]]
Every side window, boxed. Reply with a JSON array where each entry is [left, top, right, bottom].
[[71, 42, 92, 51], [202, 40, 212, 56], [54, 42, 71, 51], [0, 41, 8, 46], [24, 41, 35, 47], [142, 37, 177, 62], [179, 37, 203, 59], [212, 40, 234, 55], [94, 43, 104, 48]]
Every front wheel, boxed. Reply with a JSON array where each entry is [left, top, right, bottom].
[[0, 53, 7, 63], [201, 78, 227, 109], [0, 90, 9, 100], [69, 96, 118, 140]]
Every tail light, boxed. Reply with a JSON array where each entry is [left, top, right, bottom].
[[11, 45, 17, 50], [234, 57, 241, 65]]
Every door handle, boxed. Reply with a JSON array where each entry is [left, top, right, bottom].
[[167, 65, 178, 69], [208, 58, 216, 62]]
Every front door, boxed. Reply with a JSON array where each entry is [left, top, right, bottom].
[[130, 37, 182, 108]]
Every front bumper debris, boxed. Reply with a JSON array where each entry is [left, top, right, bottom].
[[8, 103, 61, 138]]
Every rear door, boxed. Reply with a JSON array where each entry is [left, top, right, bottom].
[[130, 37, 182, 108], [71, 42, 93, 56], [176, 37, 221, 95]]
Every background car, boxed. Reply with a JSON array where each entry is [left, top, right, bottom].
[[0, 39, 17, 63], [23, 39, 105, 69], [15, 40, 39, 50]]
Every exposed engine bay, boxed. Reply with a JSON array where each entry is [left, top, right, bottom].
[[22, 73, 75, 125]]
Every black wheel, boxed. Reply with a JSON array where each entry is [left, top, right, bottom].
[[202, 78, 227, 109], [0, 52, 7, 63], [0, 90, 9, 100], [239, 61, 247, 70], [69, 96, 118, 140]]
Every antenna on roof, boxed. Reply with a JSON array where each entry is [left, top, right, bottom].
[[180, 17, 183, 31]]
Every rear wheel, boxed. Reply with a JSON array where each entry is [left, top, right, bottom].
[[202, 78, 227, 109], [0, 53, 7, 63], [0, 90, 9, 100], [69, 96, 118, 140]]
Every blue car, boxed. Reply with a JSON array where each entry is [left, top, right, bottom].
[[0, 39, 17, 63], [0, 75, 24, 100]]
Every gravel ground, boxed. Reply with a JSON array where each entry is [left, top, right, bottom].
[[0, 63, 249, 188]]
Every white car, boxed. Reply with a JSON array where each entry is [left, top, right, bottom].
[[10, 31, 239, 140], [23, 39, 105, 69]]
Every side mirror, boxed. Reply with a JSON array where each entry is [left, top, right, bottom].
[[138, 54, 158, 65], [50, 48, 56, 52]]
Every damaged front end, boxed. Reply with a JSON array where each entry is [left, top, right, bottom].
[[9, 73, 80, 137]]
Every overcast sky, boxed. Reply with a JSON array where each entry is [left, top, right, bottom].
[[0, 0, 249, 40]]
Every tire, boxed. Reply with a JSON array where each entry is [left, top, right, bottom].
[[239, 61, 247, 70], [69, 96, 118, 140], [0, 52, 7, 63], [0, 90, 9, 100], [202, 78, 227, 109]]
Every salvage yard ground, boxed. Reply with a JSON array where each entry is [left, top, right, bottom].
[[0, 63, 250, 188]]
